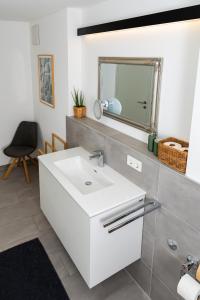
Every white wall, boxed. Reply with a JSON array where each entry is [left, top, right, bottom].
[[0, 21, 34, 166], [0, 2, 198, 172], [31, 8, 82, 148], [31, 9, 68, 148], [82, 0, 200, 26], [186, 50, 200, 184], [81, 0, 200, 142], [66, 8, 82, 116], [30, 2, 200, 145]]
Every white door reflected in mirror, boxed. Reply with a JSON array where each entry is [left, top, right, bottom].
[[98, 57, 162, 133]]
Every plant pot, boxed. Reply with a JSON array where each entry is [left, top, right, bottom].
[[73, 106, 86, 119]]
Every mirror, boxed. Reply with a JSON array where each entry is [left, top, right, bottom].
[[98, 57, 162, 133]]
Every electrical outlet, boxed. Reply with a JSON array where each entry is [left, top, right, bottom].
[[127, 155, 142, 172]]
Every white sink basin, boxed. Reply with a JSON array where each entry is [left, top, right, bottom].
[[39, 147, 145, 217], [54, 156, 113, 195]]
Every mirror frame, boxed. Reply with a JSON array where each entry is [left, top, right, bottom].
[[98, 57, 162, 133]]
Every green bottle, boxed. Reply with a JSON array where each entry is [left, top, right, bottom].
[[153, 138, 160, 156], [148, 133, 156, 152]]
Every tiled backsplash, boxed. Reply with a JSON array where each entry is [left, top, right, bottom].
[[66, 116, 200, 300]]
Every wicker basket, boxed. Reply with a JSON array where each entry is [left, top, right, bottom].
[[158, 137, 189, 173]]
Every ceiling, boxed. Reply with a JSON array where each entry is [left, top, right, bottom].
[[0, 0, 107, 21]]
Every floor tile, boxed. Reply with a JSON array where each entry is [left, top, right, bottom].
[[49, 248, 78, 278], [105, 281, 150, 300], [126, 259, 151, 294], [39, 228, 66, 255], [0, 198, 40, 226], [62, 272, 104, 300], [33, 213, 51, 233], [0, 217, 39, 250]]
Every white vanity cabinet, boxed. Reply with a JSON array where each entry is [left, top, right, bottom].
[[89, 205, 144, 287], [39, 148, 145, 288]]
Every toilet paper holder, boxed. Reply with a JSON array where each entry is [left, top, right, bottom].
[[181, 255, 200, 278]]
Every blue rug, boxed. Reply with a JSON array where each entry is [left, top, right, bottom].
[[0, 238, 69, 300]]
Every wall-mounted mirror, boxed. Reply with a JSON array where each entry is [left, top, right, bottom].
[[98, 57, 162, 133]]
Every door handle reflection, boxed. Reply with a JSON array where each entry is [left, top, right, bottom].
[[137, 101, 147, 105]]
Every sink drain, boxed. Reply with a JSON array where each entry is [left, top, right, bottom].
[[85, 181, 92, 186]]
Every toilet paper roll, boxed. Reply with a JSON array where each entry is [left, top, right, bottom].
[[164, 141, 182, 149], [180, 147, 189, 153], [177, 274, 200, 300], [196, 265, 200, 282]]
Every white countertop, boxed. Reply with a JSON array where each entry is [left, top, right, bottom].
[[38, 147, 146, 217]]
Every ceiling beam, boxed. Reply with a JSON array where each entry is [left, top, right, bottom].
[[77, 5, 200, 36]]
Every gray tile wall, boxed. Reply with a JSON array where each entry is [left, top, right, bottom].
[[66, 116, 200, 300]]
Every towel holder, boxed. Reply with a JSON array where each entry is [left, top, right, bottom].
[[103, 198, 161, 234]]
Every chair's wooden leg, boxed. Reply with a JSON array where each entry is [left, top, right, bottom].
[[27, 155, 37, 165], [22, 158, 31, 184], [2, 158, 19, 180], [17, 158, 22, 167]]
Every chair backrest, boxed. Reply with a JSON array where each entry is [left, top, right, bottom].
[[11, 121, 38, 149]]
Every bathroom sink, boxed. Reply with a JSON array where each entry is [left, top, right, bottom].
[[54, 156, 113, 195], [39, 147, 145, 217]]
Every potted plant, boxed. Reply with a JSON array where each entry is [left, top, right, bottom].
[[72, 88, 86, 119]]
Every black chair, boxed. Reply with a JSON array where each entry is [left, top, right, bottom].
[[3, 121, 38, 183]]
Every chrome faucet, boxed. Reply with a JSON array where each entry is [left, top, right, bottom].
[[89, 150, 104, 167]]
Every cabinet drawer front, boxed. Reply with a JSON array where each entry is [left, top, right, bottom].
[[90, 201, 144, 287]]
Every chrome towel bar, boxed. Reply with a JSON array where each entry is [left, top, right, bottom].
[[103, 199, 161, 234], [103, 200, 154, 228]]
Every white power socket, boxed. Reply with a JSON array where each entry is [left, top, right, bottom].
[[127, 155, 142, 172]]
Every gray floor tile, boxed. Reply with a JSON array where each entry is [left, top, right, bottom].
[[0, 217, 39, 250], [0, 198, 40, 226], [49, 248, 78, 278], [39, 228, 66, 255], [33, 213, 51, 233], [62, 272, 104, 300], [105, 282, 150, 300], [0, 234, 39, 252], [0, 183, 33, 209], [126, 259, 152, 295], [62, 269, 150, 300], [101, 270, 133, 295]]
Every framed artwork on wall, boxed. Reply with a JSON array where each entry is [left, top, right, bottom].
[[38, 55, 55, 108]]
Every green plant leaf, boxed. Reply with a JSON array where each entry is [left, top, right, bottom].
[[71, 88, 85, 107]]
